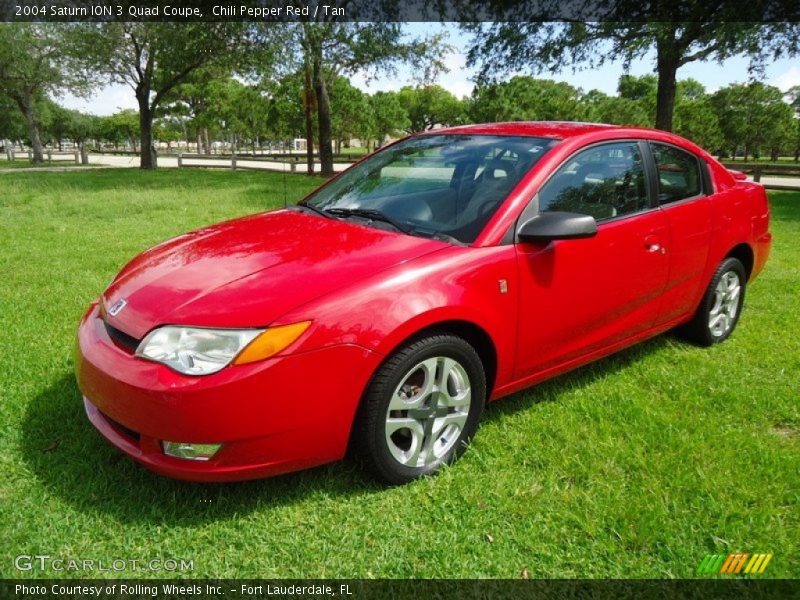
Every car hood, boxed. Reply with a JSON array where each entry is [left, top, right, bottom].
[[102, 209, 446, 339]]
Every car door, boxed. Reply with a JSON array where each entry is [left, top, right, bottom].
[[647, 142, 712, 325], [514, 140, 670, 378]]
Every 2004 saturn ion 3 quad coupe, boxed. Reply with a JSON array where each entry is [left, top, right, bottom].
[[76, 122, 772, 484]]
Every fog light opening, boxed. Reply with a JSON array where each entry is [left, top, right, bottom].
[[162, 441, 222, 461]]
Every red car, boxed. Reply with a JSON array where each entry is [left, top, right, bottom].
[[76, 122, 771, 484]]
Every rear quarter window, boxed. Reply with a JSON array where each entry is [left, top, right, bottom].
[[651, 143, 703, 203]]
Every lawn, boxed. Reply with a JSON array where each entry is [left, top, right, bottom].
[[0, 169, 797, 579], [0, 159, 36, 169], [0, 159, 97, 169]]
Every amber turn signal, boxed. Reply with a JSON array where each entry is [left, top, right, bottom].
[[233, 321, 311, 365]]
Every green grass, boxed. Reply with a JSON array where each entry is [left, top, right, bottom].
[[0, 159, 99, 169], [0, 159, 36, 169], [0, 169, 797, 579]]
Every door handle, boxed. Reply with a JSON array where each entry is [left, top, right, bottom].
[[644, 235, 666, 254]]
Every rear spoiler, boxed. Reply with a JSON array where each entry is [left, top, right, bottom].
[[727, 169, 749, 181]]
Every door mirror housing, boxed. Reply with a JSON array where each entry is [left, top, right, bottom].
[[516, 212, 598, 243]]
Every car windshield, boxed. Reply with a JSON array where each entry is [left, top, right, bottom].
[[301, 134, 559, 244]]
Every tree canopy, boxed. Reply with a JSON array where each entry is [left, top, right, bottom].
[[0, 24, 87, 162], [464, 14, 800, 132], [74, 22, 249, 168]]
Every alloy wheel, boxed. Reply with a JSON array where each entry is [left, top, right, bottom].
[[384, 356, 472, 468], [708, 270, 741, 337]]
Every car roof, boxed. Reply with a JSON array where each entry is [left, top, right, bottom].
[[423, 121, 621, 139]]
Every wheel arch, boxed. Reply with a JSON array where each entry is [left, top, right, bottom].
[[725, 243, 754, 281], [372, 316, 499, 402]]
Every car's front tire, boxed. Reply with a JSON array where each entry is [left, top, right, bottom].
[[679, 257, 746, 346], [352, 333, 485, 485]]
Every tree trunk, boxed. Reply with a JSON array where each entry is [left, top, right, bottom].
[[16, 94, 44, 164], [654, 31, 679, 132], [137, 95, 156, 169], [79, 141, 89, 165], [794, 147, 799, 162], [202, 128, 210, 155], [304, 64, 315, 176], [312, 57, 334, 177]]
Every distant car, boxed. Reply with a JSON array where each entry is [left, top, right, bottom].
[[76, 122, 772, 484]]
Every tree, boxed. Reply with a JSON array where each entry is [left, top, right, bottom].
[[787, 86, 800, 162], [293, 19, 447, 176], [77, 23, 246, 168], [330, 77, 371, 153], [469, 76, 583, 122], [611, 74, 724, 149], [97, 110, 140, 151], [264, 70, 307, 144], [672, 80, 723, 152], [218, 80, 271, 153], [580, 90, 651, 127], [793, 118, 800, 163], [0, 24, 86, 163], [712, 83, 795, 160], [464, 10, 800, 132], [368, 91, 409, 149], [42, 101, 97, 162], [397, 85, 465, 132], [0, 93, 26, 150], [154, 115, 183, 150], [163, 66, 229, 154]]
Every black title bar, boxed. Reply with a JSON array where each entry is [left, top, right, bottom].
[[1, 0, 800, 22]]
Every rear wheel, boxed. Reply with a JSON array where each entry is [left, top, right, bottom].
[[352, 333, 485, 485], [679, 257, 746, 346]]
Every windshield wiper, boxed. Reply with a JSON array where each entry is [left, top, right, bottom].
[[293, 202, 332, 219], [325, 208, 415, 235]]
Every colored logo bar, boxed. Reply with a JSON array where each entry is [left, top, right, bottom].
[[697, 553, 773, 575]]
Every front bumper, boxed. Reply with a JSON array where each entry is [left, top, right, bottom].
[[76, 303, 381, 482]]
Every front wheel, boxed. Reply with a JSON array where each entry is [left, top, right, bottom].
[[351, 333, 486, 485], [679, 257, 746, 346]]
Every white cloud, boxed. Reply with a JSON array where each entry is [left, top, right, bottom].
[[57, 84, 137, 116], [351, 47, 476, 99], [773, 66, 800, 92]]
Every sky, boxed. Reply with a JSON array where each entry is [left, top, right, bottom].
[[60, 23, 800, 116]]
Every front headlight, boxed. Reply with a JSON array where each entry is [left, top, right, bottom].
[[135, 322, 310, 376]]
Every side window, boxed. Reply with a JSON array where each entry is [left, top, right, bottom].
[[538, 142, 648, 221], [651, 143, 702, 203]]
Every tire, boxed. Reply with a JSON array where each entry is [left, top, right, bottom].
[[678, 257, 746, 346], [351, 333, 486, 485]]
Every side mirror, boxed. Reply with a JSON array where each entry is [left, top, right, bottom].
[[517, 211, 598, 243]]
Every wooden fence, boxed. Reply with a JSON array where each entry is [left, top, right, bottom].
[[176, 153, 353, 173], [722, 162, 800, 183], [5, 148, 84, 164]]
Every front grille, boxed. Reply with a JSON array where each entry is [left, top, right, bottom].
[[101, 411, 141, 443], [104, 321, 140, 353]]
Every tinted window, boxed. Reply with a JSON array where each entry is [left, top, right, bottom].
[[304, 134, 557, 244], [651, 143, 702, 203], [538, 142, 648, 221]]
